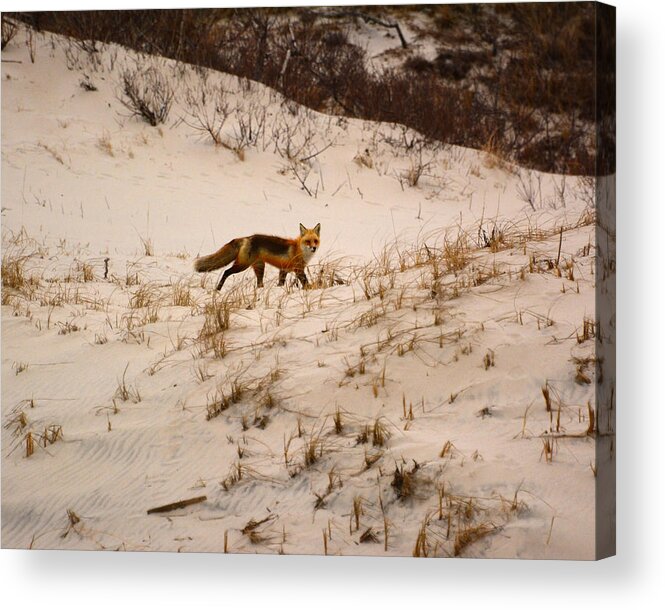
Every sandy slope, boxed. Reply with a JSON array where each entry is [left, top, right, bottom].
[[2, 26, 598, 558]]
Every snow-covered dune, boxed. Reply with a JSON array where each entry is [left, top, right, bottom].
[[2, 25, 598, 558]]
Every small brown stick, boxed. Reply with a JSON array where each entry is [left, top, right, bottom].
[[555, 227, 563, 267], [147, 495, 207, 514]]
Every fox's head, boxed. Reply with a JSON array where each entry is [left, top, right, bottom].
[[299, 223, 321, 258]]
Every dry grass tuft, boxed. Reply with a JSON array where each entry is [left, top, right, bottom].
[[40, 424, 63, 447], [171, 279, 196, 308], [359, 527, 379, 544], [139, 235, 154, 257], [541, 435, 556, 463], [241, 515, 276, 545], [24, 431, 35, 458], [4, 409, 29, 437], [332, 407, 344, 434], [206, 389, 231, 421], [2, 246, 40, 301], [196, 291, 240, 358], [586, 401, 596, 437], [391, 462, 417, 499], [13, 361, 29, 375], [453, 522, 498, 557], [371, 417, 390, 447], [573, 355, 596, 385], [80, 262, 95, 282], [356, 417, 392, 448], [542, 382, 552, 412], [114, 363, 142, 403], [303, 434, 323, 468], [352, 495, 364, 532], [97, 131, 114, 156], [412, 518, 430, 557], [199, 292, 232, 333], [21, 422, 63, 458], [442, 234, 471, 275], [576, 317, 597, 343], [205, 364, 279, 421], [129, 283, 160, 309], [221, 460, 244, 491]]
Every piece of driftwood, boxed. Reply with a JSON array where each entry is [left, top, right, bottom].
[[147, 495, 207, 515]]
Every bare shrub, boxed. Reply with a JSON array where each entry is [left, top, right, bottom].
[[17, 4, 605, 175], [118, 64, 174, 126], [1, 15, 18, 50], [400, 146, 435, 188], [271, 108, 318, 161], [232, 99, 268, 152], [182, 80, 231, 147]]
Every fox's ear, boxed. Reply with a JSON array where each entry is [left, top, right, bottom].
[[299, 223, 306, 236], [313, 223, 321, 236]]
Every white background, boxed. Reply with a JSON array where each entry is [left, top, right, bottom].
[[1, 0, 662, 608]]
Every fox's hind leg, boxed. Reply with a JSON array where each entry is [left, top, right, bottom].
[[252, 262, 265, 288], [277, 270, 288, 286], [216, 263, 249, 291]]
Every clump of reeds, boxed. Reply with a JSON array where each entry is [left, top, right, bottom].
[[332, 407, 344, 434], [576, 317, 597, 343], [453, 522, 497, 557], [541, 435, 556, 463], [221, 460, 243, 491], [391, 462, 417, 499], [114, 363, 141, 403], [241, 515, 275, 544], [371, 417, 390, 447], [542, 382, 552, 412], [171, 279, 195, 307], [412, 518, 429, 557], [303, 434, 322, 468], [356, 418, 391, 448]]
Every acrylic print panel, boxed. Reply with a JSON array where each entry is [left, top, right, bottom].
[[1, 3, 615, 559]]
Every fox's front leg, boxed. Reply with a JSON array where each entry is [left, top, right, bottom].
[[278, 270, 288, 286], [296, 269, 309, 288]]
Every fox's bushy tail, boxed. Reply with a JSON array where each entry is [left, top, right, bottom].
[[194, 240, 239, 272]]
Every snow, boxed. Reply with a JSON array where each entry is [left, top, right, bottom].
[[2, 25, 598, 558]]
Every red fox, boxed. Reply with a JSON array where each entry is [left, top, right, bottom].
[[194, 223, 321, 291]]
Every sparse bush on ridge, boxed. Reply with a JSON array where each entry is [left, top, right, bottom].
[[118, 64, 174, 127], [182, 81, 232, 147], [9, 4, 614, 175]]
